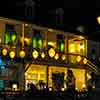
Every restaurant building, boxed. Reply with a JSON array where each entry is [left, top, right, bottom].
[[0, 17, 99, 91]]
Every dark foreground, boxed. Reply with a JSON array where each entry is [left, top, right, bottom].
[[0, 89, 99, 100]]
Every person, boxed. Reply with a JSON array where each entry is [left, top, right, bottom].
[[66, 70, 76, 99], [66, 69, 76, 90], [87, 72, 96, 100], [87, 72, 96, 90]]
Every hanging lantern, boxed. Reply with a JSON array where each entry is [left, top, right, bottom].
[[19, 50, 26, 58], [62, 54, 66, 60], [9, 51, 15, 59], [60, 41, 65, 52], [54, 53, 59, 60], [48, 48, 55, 58], [2, 48, 8, 56], [32, 50, 39, 59], [41, 52, 45, 58], [77, 56, 81, 62], [83, 58, 87, 64], [5, 32, 10, 45]]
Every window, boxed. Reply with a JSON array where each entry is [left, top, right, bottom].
[[32, 30, 43, 49], [5, 24, 17, 47], [57, 34, 65, 52]]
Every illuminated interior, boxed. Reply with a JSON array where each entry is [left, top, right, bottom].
[[68, 36, 86, 63], [70, 68, 86, 90], [68, 36, 86, 55], [48, 66, 67, 88], [47, 31, 57, 48], [25, 64, 47, 90], [25, 64, 86, 90]]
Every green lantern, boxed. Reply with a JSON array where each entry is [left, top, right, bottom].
[[32, 37, 37, 48], [11, 32, 17, 46], [38, 38, 42, 49], [60, 41, 65, 52], [5, 32, 10, 45]]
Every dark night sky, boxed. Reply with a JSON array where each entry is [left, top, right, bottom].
[[0, 0, 100, 41]]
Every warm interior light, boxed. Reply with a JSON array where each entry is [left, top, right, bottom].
[[9, 51, 15, 59], [24, 38, 31, 45], [12, 84, 17, 90], [41, 52, 45, 58], [49, 87, 52, 91], [2, 48, 8, 56], [48, 42, 56, 47], [48, 28, 53, 32], [82, 84, 86, 88], [83, 58, 87, 64], [32, 50, 39, 59], [25, 73, 27, 76], [97, 16, 100, 24], [20, 37, 24, 44], [80, 43, 84, 49], [77, 56, 81, 62], [25, 24, 28, 27], [61, 88, 65, 91], [19, 50, 26, 58], [62, 54, 66, 60], [0, 38, 1, 43], [48, 48, 55, 58], [70, 43, 75, 53], [54, 53, 59, 60]]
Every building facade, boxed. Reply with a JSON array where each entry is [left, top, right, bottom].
[[0, 17, 99, 91]]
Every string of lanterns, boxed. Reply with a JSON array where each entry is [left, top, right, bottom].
[[1, 47, 87, 64]]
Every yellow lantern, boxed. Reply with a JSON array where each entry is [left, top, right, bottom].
[[41, 52, 45, 58], [55, 53, 59, 60], [19, 50, 26, 58], [62, 54, 66, 60], [2, 48, 7, 56], [97, 16, 100, 24], [48, 48, 55, 58], [32, 50, 39, 59], [77, 56, 81, 62], [83, 58, 87, 64], [9, 51, 15, 59]]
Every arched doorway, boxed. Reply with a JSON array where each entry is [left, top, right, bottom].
[[25, 64, 47, 90]]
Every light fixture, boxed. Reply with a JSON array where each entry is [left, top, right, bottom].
[[24, 38, 31, 45], [12, 84, 17, 91], [62, 54, 66, 60], [25, 73, 27, 76], [48, 48, 55, 58], [54, 53, 59, 60], [82, 84, 86, 88], [97, 16, 100, 24], [49, 87, 52, 91], [61, 88, 65, 91], [83, 58, 87, 64], [19, 50, 26, 58], [32, 50, 39, 59], [41, 52, 45, 58], [9, 51, 15, 59], [48, 28, 53, 32], [25, 23, 28, 27], [2, 48, 8, 56], [77, 56, 81, 62], [80, 43, 84, 49]]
